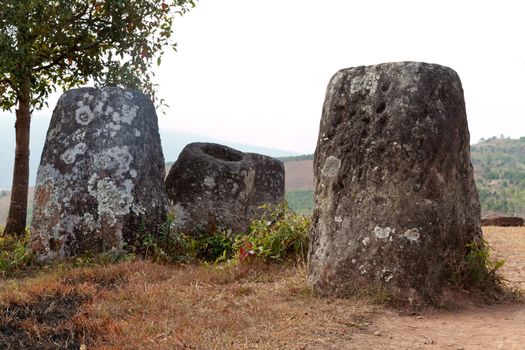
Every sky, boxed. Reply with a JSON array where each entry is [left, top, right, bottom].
[[4, 0, 525, 154], [152, 0, 525, 153]]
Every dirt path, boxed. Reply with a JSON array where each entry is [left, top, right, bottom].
[[349, 303, 525, 349], [308, 227, 525, 350]]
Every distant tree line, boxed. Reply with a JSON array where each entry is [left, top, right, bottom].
[[278, 154, 314, 162], [472, 137, 525, 217]]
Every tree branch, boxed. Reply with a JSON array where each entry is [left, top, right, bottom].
[[31, 39, 106, 72], [0, 77, 15, 89]]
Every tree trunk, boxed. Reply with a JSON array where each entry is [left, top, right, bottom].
[[4, 79, 31, 236]]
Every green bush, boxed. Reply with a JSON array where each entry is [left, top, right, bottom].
[[0, 229, 34, 277], [136, 213, 196, 263], [463, 240, 505, 288], [447, 239, 507, 297], [193, 233, 234, 263], [233, 203, 310, 263], [136, 204, 311, 265]]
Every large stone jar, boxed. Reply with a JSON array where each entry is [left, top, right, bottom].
[[31, 87, 167, 261], [308, 62, 482, 302]]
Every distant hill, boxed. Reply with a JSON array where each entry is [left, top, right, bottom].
[[283, 159, 313, 191], [471, 136, 525, 217], [278, 154, 314, 162], [0, 116, 49, 190], [283, 137, 525, 218]]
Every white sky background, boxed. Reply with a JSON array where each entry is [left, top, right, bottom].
[[12, 0, 525, 154], [153, 0, 525, 153]]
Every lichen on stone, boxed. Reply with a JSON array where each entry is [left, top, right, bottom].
[[113, 104, 138, 125], [373, 226, 394, 240], [93, 146, 133, 176], [60, 142, 87, 165], [171, 203, 190, 229], [403, 228, 420, 243], [204, 176, 216, 188], [321, 156, 340, 177], [88, 177, 134, 226], [75, 105, 95, 125]]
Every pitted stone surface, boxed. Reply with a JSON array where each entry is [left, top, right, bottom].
[[30, 87, 167, 261], [165, 143, 285, 236], [308, 62, 482, 302]]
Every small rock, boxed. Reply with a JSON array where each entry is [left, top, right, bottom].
[[481, 214, 524, 227]]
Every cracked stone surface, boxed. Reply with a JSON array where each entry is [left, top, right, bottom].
[[308, 62, 482, 302], [165, 143, 285, 236], [30, 87, 167, 261]]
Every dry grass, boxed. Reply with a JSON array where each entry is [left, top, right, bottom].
[[483, 226, 525, 290], [0, 261, 377, 349], [0, 226, 523, 349]]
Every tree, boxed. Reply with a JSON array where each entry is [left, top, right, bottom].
[[0, 0, 195, 235]]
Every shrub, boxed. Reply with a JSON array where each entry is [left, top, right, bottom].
[[135, 204, 311, 265], [463, 240, 505, 288], [0, 229, 34, 277], [447, 239, 510, 301], [135, 213, 196, 263], [234, 203, 310, 264], [193, 233, 235, 263]]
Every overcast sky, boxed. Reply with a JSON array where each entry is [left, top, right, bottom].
[[6, 0, 525, 154], [153, 0, 525, 153]]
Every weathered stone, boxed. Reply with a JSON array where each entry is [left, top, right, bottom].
[[30, 87, 167, 261], [308, 62, 482, 302], [481, 214, 524, 227], [165, 143, 285, 235]]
